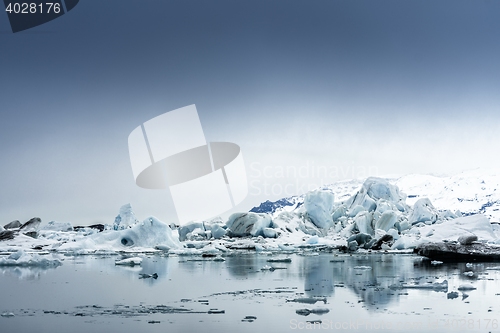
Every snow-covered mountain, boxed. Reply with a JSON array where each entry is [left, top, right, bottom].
[[250, 169, 500, 222]]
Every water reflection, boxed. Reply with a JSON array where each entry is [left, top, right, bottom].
[[302, 256, 334, 297], [0, 266, 60, 280], [111, 256, 168, 285]]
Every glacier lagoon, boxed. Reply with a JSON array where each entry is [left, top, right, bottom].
[[1, 252, 500, 333]]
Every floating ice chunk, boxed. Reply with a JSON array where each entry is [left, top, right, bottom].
[[431, 260, 443, 265], [409, 198, 438, 225], [113, 204, 139, 230], [0, 250, 61, 267], [267, 258, 292, 263], [115, 257, 142, 266], [1, 312, 15, 317], [226, 212, 272, 237], [296, 308, 330, 316], [463, 271, 474, 277], [390, 280, 448, 292], [447, 291, 459, 299], [458, 284, 476, 291], [287, 297, 327, 304], [304, 190, 335, 229]]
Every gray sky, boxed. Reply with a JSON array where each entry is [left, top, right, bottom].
[[1, 0, 499, 225]]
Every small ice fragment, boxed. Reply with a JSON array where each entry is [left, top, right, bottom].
[[463, 271, 474, 277], [458, 284, 476, 291], [267, 258, 291, 263], [431, 260, 443, 265], [115, 257, 142, 266]]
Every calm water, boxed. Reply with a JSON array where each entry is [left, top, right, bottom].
[[1, 252, 500, 333]]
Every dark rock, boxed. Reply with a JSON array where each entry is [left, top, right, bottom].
[[24, 231, 38, 239], [415, 242, 500, 262], [347, 233, 372, 247], [296, 309, 311, 316], [74, 224, 104, 232], [4, 220, 21, 229], [371, 234, 394, 250], [458, 234, 478, 245], [139, 273, 158, 279], [0, 230, 16, 241]]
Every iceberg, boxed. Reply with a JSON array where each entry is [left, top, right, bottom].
[[408, 198, 438, 225], [226, 212, 273, 237], [58, 216, 181, 252], [0, 250, 61, 267], [113, 203, 139, 230], [41, 221, 74, 232], [346, 177, 407, 212], [303, 190, 335, 229]]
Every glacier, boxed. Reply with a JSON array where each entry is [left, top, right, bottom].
[[1, 169, 500, 259]]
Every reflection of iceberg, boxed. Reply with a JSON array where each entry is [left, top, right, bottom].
[[0, 266, 60, 281], [301, 256, 334, 297]]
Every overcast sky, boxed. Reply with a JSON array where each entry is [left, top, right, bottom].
[[1, 0, 499, 225]]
